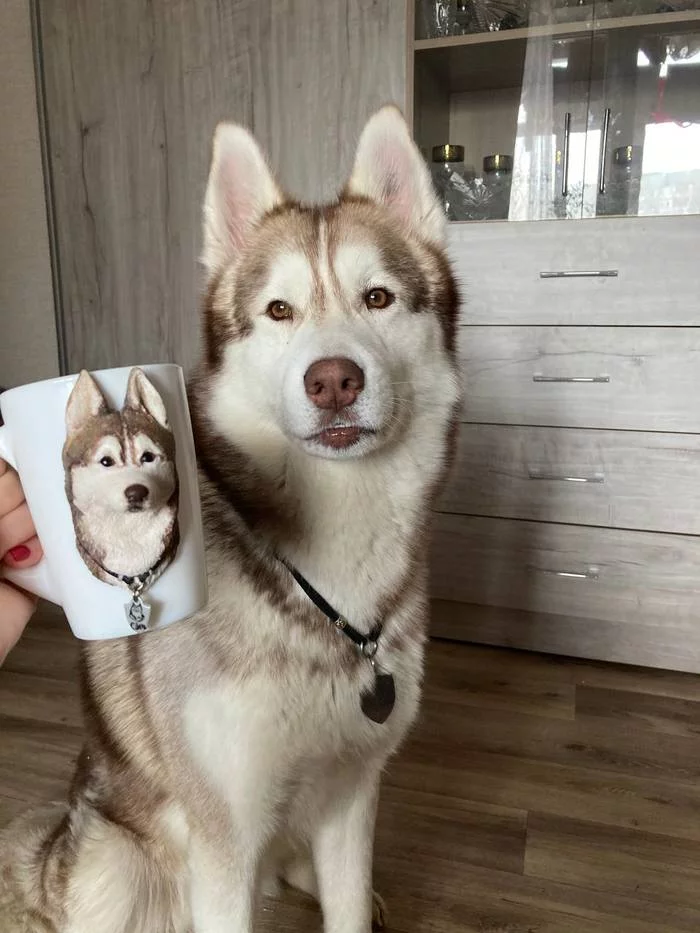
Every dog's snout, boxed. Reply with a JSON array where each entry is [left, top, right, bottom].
[[304, 357, 365, 411], [125, 484, 149, 505]]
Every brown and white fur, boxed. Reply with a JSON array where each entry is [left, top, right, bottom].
[[0, 106, 460, 933], [63, 368, 179, 585]]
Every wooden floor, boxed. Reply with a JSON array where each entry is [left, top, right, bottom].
[[2, 605, 700, 932]]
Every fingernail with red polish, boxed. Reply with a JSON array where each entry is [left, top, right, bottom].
[[9, 545, 31, 562]]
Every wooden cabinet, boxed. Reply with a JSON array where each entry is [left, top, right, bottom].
[[431, 216, 700, 671], [414, 2, 700, 670]]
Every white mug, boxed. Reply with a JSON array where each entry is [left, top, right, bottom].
[[0, 364, 208, 639]]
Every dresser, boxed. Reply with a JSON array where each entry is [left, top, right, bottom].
[[430, 215, 700, 673], [411, 0, 700, 671]]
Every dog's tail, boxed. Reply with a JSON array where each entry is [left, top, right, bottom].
[[0, 801, 188, 933]]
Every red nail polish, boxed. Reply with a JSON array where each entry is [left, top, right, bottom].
[[8, 545, 31, 562]]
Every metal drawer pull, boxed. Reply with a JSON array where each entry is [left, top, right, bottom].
[[540, 269, 618, 278], [532, 566, 600, 581], [528, 470, 604, 484], [533, 375, 610, 383]]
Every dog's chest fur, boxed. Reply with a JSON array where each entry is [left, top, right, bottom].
[[76, 507, 176, 576], [186, 465, 427, 770]]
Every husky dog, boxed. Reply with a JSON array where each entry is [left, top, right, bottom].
[[0, 106, 459, 933], [63, 368, 179, 587]]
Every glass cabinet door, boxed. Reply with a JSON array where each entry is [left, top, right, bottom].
[[413, 1, 599, 222], [586, 13, 700, 217], [413, 0, 700, 221], [509, 33, 597, 220]]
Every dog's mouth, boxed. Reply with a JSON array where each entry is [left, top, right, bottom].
[[307, 425, 375, 450]]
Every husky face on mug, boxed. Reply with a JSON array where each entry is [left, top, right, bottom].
[[63, 368, 179, 584]]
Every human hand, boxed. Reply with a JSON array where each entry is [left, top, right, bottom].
[[0, 457, 43, 662]]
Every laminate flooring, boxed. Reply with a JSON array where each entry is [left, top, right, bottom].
[[2, 604, 700, 932]]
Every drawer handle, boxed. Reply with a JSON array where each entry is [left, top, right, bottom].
[[540, 270, 618, 278], [528, 470, 605, 484], [533, 375, 610, 384], [531, 566, 600, 581]]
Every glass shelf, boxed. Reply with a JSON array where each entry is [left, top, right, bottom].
[[412, 3, 700, 221]]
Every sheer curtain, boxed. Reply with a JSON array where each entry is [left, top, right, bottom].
[[508, 0, 556, 221]]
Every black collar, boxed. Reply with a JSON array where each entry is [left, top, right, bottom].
[[278, 556, 396, 724], [278, 556, 382, 656], [87, 549, 170, 591]]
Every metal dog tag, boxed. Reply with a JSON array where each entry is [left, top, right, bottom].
[[125, 594, 151, 632], [360, 671, 396, 724]]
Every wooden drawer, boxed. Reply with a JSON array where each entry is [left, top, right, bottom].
[[460, 327, 700, 432], [431, 515, 700, 630], [441, 425, 700, 535], [429, 599, 700, 673], [449, 215, 700, 326]]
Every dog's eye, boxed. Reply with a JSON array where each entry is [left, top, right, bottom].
[[267, 300, 293, 321], [140, 451, 156, 464], [100, 456, 115, 467], [364, 288, 394, 310]]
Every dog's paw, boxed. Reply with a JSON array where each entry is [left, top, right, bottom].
[[372, 891, 388, 930]]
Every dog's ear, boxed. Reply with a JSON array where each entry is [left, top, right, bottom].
[[124, 368, 169, 429], [202, 122, 283, 276], [65, 371, 109, 435], [346, 105, 445, 246]]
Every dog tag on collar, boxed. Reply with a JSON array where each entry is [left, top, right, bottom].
[[360, 671, 396, 724], [125, 594, 151, 633]]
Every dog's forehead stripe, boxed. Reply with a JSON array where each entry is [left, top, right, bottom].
[[123, 424, 137, 463], [314, 217, 338, 312]]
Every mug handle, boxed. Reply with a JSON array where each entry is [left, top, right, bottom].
[[0, 424, 61, 604]]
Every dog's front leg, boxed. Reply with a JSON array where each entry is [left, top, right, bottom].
[[312, 766, 381, 933], [189, 828, 260, 933]]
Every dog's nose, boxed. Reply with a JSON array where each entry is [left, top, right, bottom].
[[125, 484, 149, 505], [304, 358, 365, 411]]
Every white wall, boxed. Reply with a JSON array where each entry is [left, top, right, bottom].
[[0, 0, 58, 389]]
